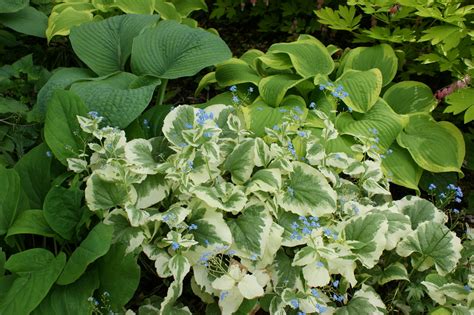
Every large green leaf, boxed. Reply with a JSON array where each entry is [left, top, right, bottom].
[[44, 90, 89, 165], [43, 185, 84, 241], [444, 87, 474, 124], [0, 249, 66, 315], [277, 162, 337, 217], [70, 14, 160, 76], [396, 221, 462, 276], [342, 44, 397, 87], [57, 223, 114, 285], [6, 210, 56, 240], [215, 58, 260, 86], [0, 168, 23, 235], [131, 20, 231, 79], [258, 74, 305, 107], [36, 67, 95, 118], [14, 143, 52, 209], [344, 213, 388, 268], [397, 114, 465, 173], [0, 6, 47, 37], [113, 0, 154, 14], [336, 99, 403, 151], [383, 81, 437, 114], [336, 69, 383, 113], [267, 35, 334, 78], [70, 72, 160, 128], [381, 143, 422, 191], [172, 0, 207, 16], [32, 269, 99, 315], [0, 0, 28, 13], [98, 244, 140, 309]]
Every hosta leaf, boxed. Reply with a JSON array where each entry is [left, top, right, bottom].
[[228, 204, 272, 258], [131, 20, 231, 79], [70, 72, 160, 128], [378, 262, 409, 285], [381, 143, 422, 192], [342, 44, 397, 87], [277, 162, 337, 217], [0, 0, 27, 13], [395, 196, 445, 230], [187, 203, 233, 245], [444, 87, 474, 124], [43, 185, 84, 241], [215, 58, 260, 86], [258, 74, 305, 107], [113, 0, 154, 14], [335, 69, 383, 113], [336, 99, 403, 151], [0, 6, 47, 38], [343, 213, 388, 268], [0, 168, 26, 235], [383, 81, 437, 114], [267, 35, 334, 78], [44, 90, 89, 165], [0, 249, 66, 315], [134, 174, 169, 209], [70, 14, 159, 76], [397, 114, 465, 173], [396, 221, 462, 276], [6, 210, 55, 240], [85, 173, 137, 211], [154, 0, 181, 21], [46, 7, 93, 42], [223, 139, 255, 184], [57, 223, 113, 285]]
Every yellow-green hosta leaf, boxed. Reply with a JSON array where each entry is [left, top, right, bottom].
[[444, 87, 474, 124], [383, 81, 437, 114], [223, 139, 255, 184], [227, 204, 272, 258], [154, 0, 181, 21], [378, 262, 409, 285], [240, 49, 264, 70], [395, 196, 445, 230], [397, 114, 465, 173], [193, 182, 247, 213], [267, 35, 334, 78], [172, 0, 207, 16], [85, 173, 137, 211], [396, 221, 462, 276], [336, 69, 383, 113], [381, 143, 423, 192], [134, 174, 169, 209], [256, 52, 293, 72], [336, 99, 403, 151], [277, 162, 337, 217], [215, 58, 261, 87], [113, 0, 154, 14], [195, 71, 216, 96], [342, 44, 398, 87], [258, 74, 306, 107], [343, 213, 388, 268], [69, 14, 160, 76], [46, 7, 93, 42]]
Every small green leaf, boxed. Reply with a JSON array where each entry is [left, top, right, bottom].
[[85, 173, 137, 211], [395, 196, 445, 230], [379, 262, 409, 285], [445, 87, 474, 124], [223, 139, 255, 184]]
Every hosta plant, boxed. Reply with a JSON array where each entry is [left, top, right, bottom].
[[65, 104, 472, 314], [197, 35, 465, 191]]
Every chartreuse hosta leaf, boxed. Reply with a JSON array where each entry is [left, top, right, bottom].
[[113, 0, 155, 14], [335, 69, 383, 113], [343, 213, 388, 268], [46, 7, 93, 42], [341, 44, 398, 87], [395, 196, 446, 230], [131, 20, 231, 79], [336, 98, 403, 151], [258, 74, 306, 107], [397, 114, 465, 173], [396, 221, 462, 276], [277, 162, 337, 216], [383, 81, 437, 114], [266, 34, 334, 78], [381, 143, 423, 192], [0, 249, 66, 315], [70, 14, 160, 76], [215, 58, 261, 86]]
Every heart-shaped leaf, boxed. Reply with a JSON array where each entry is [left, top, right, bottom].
[[383, 81, 437, 114], [336, 69, 382, 113]]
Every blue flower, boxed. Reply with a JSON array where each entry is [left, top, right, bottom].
[[287, 186, 295, 197], [184, 122, 193, 129], [248, 86, 254, 93], [143, 119, 150, 128], [279, 108, 288, 113], [290, 299, 299, 309], [250, 253, 258, 261], [220, 291, 229, 300], [88, 111, 99, 119], [302, 227, 311, 235], [204, 239, 209, 246], [387, 149, 393, 154], [315, 261, 324, 268], [291, 222, 299, 229], [316, 304, 327, 313], [311, 288, 320, 297], [294, 106, 304, 114], [464, 285, 472, 292], [178, 143, 188, 148], [298, 131, 307, 137], [309, 102, 316, 109], [439, 192, 446, 199], [297, 312, 306, 315], [332, 280, 339, 288], [319, 84, 326, 90], [455, 197, 462, 203], [456, 187, 463, 198], [273, 125, 280, 131], [171, 242, 180, 250], [428, 183, 437, 191], [229, 85, 237, 92], [232, 95, 240, 103], [347, 107, 353, 113], [188, 223, 198, 230], [447, 184, 456, 190], [323, 228, 332, 237], [452, 208, 460, 214], [204, 131, 213, 138], [46, 151, 52, 158], [226, 250, 236, 256]]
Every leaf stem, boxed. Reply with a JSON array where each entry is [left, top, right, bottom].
[[156, 79, 169, 106]]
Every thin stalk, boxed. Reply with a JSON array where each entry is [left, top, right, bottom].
[[156, 79, 169, 106]]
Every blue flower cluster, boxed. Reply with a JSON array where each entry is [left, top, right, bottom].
[[196, 109, 214, 126], [290, 216, 320, 240], [288, 140, 296, 157], [319, 82, 349, 99]]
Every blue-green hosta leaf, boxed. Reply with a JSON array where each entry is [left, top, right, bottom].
[[44, 90, 89, 165], [267, 35, 334, 78], [383, 81, 437, 114], [0, 0, 27, 13], [57, 223, 114, 285], [0, 249, 66, 315], [381, 143, 423, 192], [378, 262, 409, 285], [36, 67, 95, 118], [6, 210, 56, 240], [227, 203, 272, 258], [396, 221, 462, 276], [85, 173, 138, 211], [277, 162, 337, 217], [223, 139, 255, 184], [394, 196, 446, 230], [131, 20, 231, 79], [215, 58, 261, 86], [246, 169, 282, 194], [343, 213, 388, 268], [336, 98, 403, 151], [258, 74, 305, 107], [342, 44, 398, 87], [187, 202, 233, 246], [134, 174, 169, 209], [335, 69, 383, 113], [193, 182, 247, 213], [421, 274, 469, 305], [70, 14, 159, 76], [0, 6, 48, 38], [444, 87, 474, 124], [70, 72, 160, 128], [397, 114, 465, 173]]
